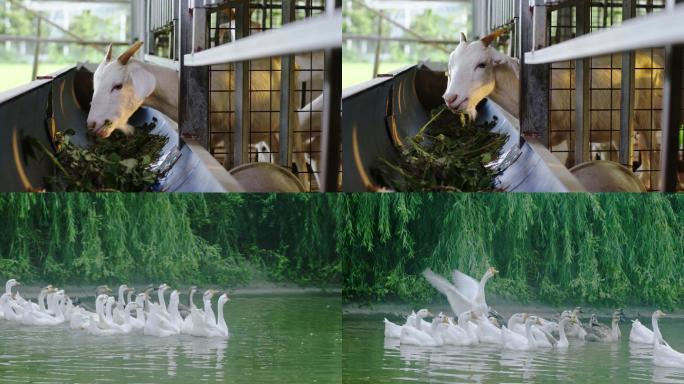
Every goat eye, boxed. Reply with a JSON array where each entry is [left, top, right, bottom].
[[476, 63, 487, 69], [111, 84, 123, 92]]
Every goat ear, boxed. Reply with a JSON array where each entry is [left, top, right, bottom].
[[104, 44, 112, 62], [460, 32, 468, 44], [491, 50, 520, 78], [129, 67, 156, 100]]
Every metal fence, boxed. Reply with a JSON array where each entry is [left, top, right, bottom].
[[521, 0, 683, 191], [545, 0, 675, 190]]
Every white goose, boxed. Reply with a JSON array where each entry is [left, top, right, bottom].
[[556, 316, 577, 348], [502, 315, 541, 351], [5, 279, 38, 311], [651, 310, 684, 368], [400, 314, 442, 347], [508, 313, 555, 347], [384, 309, 432, 339], [185, 290, 226, 337], [630, 317, 655, 344], [422, 267, 498, 317], [472, 313, 502, 344], [439, 311, 479, 346], [70, 306, 91, 330], [129, 293, 146, 329], [113, 284, 132, 324], [87, 296, 120, 336], [143, 291, 180, 337], [167, 290, 184, 332]]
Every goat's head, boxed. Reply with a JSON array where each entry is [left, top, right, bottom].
[[443, 30, 512, 118], [87, 41, 155, 138]]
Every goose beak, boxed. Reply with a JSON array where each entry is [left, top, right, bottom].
[[127, 287, 135, 293], [427, 311, 434, 317], [522, 313, 528, 321], [489, 267, 498, 275]]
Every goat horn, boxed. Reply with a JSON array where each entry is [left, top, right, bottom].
[[481, 27, 507, 47], [460, 32, 467, 44], [104, 44, 112, 62], [118, 41, 143, 65]]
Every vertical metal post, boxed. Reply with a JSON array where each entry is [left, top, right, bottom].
[[279, 0, 296, 167], [619, 0, 636, 166], [320, 0, 342, 192], [31, 17, 41, 80], [660, 0, 683, 191], [180, 0, 209, 149], [234, 0, 251, 167], [520, 1, 549, 147], [371, 11, 383, 78], [575, 0, 591, 164]]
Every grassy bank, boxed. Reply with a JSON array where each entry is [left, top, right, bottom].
[[0, 63, 68, 92], [342, 61, 412, 88], [340, 194, 684, 309]]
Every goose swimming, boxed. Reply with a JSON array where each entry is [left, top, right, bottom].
[[652, 310, 684, 368]]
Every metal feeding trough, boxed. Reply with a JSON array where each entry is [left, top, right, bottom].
[[343, 63, 591, 192], [0, 65, 301, 192]]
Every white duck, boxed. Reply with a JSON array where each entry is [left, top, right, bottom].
[[652, 310, 684, 368], [502, 315, 541, 351], [422, 267, 497, 317], [630, 317, 655, 344]]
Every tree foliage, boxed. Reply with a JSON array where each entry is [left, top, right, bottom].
[[341, 194, 684, 309], [0, 194, 342, 286], [1, 193, 682, 309]]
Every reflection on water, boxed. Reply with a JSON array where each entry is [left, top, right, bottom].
[[344, 314, 684, 383], [0, 294, 341, 384]]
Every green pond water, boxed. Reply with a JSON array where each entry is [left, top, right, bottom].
[[343, 312, 684, 383], [0, 293, 341, 384]]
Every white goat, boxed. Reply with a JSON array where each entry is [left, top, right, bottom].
[[444, 32, 667, 188], [87, 42, 323, 190]]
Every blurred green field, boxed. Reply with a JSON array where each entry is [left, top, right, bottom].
[[342, 61, 413, 89], [0, 63, 70, 92]]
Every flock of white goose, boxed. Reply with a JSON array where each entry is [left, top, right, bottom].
[[0, 279, 229, 338], [384, 268, 684, 368]]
